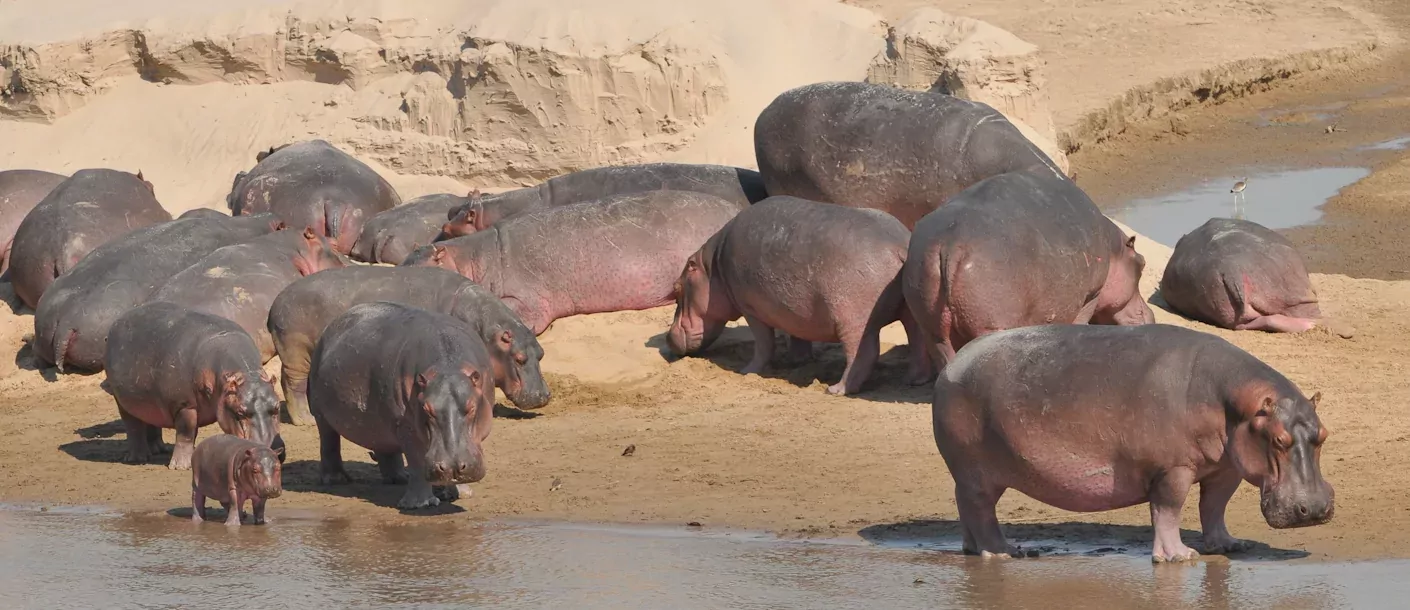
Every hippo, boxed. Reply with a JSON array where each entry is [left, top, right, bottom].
[[932, 323, 1334, 562], [191, 434, 283, 526], [9, 169, 172, 309], [0, 169, 67, 275], [177, 208, 228, 220], [666, 196, 926, 394], [269, 266, 549, 426], [152, 228, 349, 362], [225, 139, 401, 254], [1160, 218, 1341, 335], [753, 81, 1064, 229], [439, 163, 769, 238], [309, 301, 495, 510], [105, 302, 282, 470], [351, 193, 467, 264], [902, 168, 1155, 376], [406, 190, 746, 335], [33, 214, 282, 373]]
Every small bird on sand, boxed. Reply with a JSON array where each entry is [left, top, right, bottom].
[[622, 444, 636, 457], [549, 477, 562, 492]]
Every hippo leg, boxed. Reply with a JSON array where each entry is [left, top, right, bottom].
[[397, 445, 441, 510], [953, 479, 1021, 558], [146, 425, 168, 456], [1198, 468, 1255, 555], [221, 500, 241, 527], [250, 497, 268, 525], [315, 414, 352, 485], [829, 326, 880, 396], [191, 488, 207, 523], [899, 308, 933, 386], [1149, 468, 1200, 563], [119, 408, 155, 464], [1234, 314, 1317, 334], [282, 373, 313, 426], [167, 408, 199, 471], [783, 336, 812, 365], [739, 314, 776, 376], [372, 451, 409, 485]]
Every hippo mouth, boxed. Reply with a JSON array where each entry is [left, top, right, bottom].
[[1259, 483, 1335, 529]]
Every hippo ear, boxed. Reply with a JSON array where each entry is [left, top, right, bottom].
[[467, 370, 482, 386], [302, 227, 318, 240], [269, 219, 287, 232], [223, 371, 246, 392], [684, 259, 698, 272], [1125, 235, 1137, 250], [1309, 391, 1322, 410], [431, 244, 448, 262], [136, 170, 145, 181], [469, 188, 482, 201], [499, 329, 513, 347]]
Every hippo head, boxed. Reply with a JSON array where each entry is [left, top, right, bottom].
[[439, 190, 485, 239], [406, 243, 476, 279], [1092, 235, 1156, 326], [292, 227, 351, 276], [236, 444, 283, 500], [411, 365, 493, 485], [1228, 390, 1335, 529], [667, 241, 738, 356], [214, 370, 282, 451], [484, 322, 551, 409]]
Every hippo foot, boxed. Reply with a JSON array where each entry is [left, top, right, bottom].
[[738, 362, 767, 376], [431, 485, 463, 502], [1201, 534, 1255, 555], [121, 450, 152, 465], [825, 382, 849, 396], [1151, 545, 1201, 563], [319, 470, 353, 486], [397, 491, 441, 510], [976, 547, 1023, 559], [167, 452, 194, 471]]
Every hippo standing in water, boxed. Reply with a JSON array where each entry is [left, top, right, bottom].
[[106, 302, 283, 470], [439, 163, 769, 238], [932, 324, 1334, 562], [407, 190, 746, 335], [269, 266, 549, 426], [902, 169, 1154, 377], [34, 214, 281, 373], [1160, 218, 1346, 336], [352, 193, 468, 264], [0, 169, 67, 275], [152, 228, 349, 362], [310, 302, 496, 510], [10, 169, 172, 309], [226, 140, 400, 254], [753, 81, 1064, 229], [667, 196, 927, 394], [191, 434, 283, 526]]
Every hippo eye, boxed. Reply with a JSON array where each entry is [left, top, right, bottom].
[[514, 352, 528, 365], [1273, 431, 1293, 450]]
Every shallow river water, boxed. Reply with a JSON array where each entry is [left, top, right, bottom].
[[0, 506, 1405, 609]]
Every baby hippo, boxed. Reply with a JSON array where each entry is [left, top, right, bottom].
[[667, 196, 925, 395], [105, 302, 282, 470], [191, 434, 283, 526]]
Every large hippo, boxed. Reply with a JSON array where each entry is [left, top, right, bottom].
[[34, 214, 281, 373], [105, 302, 282, 470], [406, 190, 746, 335], [9, 169, 172, 309], [225, 140, 400, 254], [152, 228, 349, 362], [1161, 218, 1340, 335], [191, 434, 283, 526], [932, 324, 1334, 562], [902, 168, 1154, 376], [351, 193, 467, 264], [269, 266, 549, 426], [439, 163, 769, 238], [310, 301, 495, 510], [666, 196, 926, 394], [753, 81, 1064, 229], [0, 169, 67, 275]]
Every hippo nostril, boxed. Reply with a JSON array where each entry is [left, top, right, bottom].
[[1297, 504, 1309, 517]]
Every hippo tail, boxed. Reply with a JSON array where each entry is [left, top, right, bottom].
[[52, 328, 76, 374]]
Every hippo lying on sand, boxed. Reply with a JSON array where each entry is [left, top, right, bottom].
[[106, 302, 282, 470], [0, 169, 67, 275], [754, 81, 1063, 229], [932, 324, 1334, 562], [407, 190, 746, 335], [226, 140, 400, 254], [1160, 218, 1346, 336], [269, 266, 549, 426], [440, 163, 769, 238], [902, 168, 1154, 377], [310, 302, 495, 510], [191, 434, 282, 526], [10, 169, 172, 309], [667, 196, 926, 394], [352, 193, 467, 264]]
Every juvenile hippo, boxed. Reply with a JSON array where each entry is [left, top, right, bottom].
[[226, 140, 400, 254], [191, 434, 283, 526], [34, 214, 281, 373], [178, 208, 228, 220], [667, 196, 926, 394], [439, 163, 769, 238], [932, 324, 1334, 562], [153, 228, 349, 361], [269, 266, 549, 426], [1161, 218, 1340, 335], [407, 190, 746, 335], [310, 301, 495, 510], [351, 193, 467, 264], [754, 81, 1064, 229], [902, 169, 1154, 376], [10, 169, 172, 309], [106, 302, 282, 470], [0, 169, 67, 275]]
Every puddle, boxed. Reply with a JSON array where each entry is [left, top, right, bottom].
[[1108, 167, 1370, 247], [1360, 135, 1410, 151], [1, 507, 1408, 608]]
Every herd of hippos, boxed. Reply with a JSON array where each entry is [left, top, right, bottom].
[[0, 81, 1336, 562]]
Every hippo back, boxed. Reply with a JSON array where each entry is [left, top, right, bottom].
[[0, 169, 67, 249]]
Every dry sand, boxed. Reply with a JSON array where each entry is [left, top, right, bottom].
[[0, 0, 1408, 562]]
